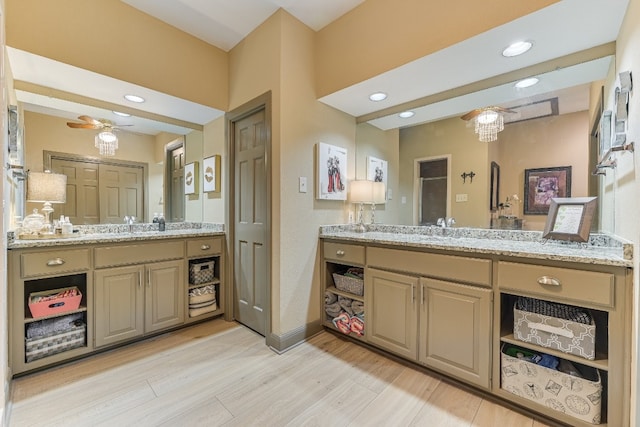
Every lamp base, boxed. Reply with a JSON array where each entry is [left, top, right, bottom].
[[354, 223, 366, 233]]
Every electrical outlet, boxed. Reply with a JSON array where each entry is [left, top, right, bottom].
[[348, 211, 354, 223], [401, 196, 407, 204], [456, 193, 468, 202], [299, 177, 307, 193]]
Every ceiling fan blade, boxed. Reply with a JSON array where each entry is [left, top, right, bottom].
[[78, 115, 101, 126], [67, 122, 99, 129], [460, 109, 482, 121]]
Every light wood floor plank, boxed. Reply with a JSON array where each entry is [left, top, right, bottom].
[[349, 366, 441, 426], [8, 320, 551, 427], [471, 399, 534, 427], [408, 380, 482, 426]]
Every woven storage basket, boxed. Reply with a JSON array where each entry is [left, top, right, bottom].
[[25, 323, 85, 363], [332, 273, 364, 296], [189, 260, 215, 285]]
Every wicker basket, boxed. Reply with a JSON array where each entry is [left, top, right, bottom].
[[332, 273, 364, 296], [189, 260, 215, 285]]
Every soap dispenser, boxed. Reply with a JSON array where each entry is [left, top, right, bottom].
[[158, 213, 166, 232]]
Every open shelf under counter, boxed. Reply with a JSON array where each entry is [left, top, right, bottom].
[[325, 286, 364, 302], [500, 334, 609, 371]]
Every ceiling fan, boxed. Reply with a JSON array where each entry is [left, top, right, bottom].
[[66, 115, 130, 131], [66, 115, 131, 156], [460, 106, 516, 142]]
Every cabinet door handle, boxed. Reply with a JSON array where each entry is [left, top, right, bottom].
[[411, 284, 415, 302], [420, 284, 424, 306], [147, 270, 151, 287], [46, 258, 65, 266], [138, 271, 142, 288], [336, 250, 345, 256], [537, 276, 561, 286], [200, 244, 211, 250]]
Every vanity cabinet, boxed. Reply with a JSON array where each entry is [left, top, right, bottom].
[[321, 235, 632, 426], [9, 233, 225, 376], [94, 260, 184, 347]]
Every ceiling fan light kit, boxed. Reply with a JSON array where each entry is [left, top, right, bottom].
[[67, 115, 126, 156], [474, 109, 504, 142], [95, 131, 118, 156]]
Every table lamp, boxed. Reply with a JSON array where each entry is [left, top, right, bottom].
[[26, 170, 67, 233], [370, 181, 386, 224], [350, 180, 374, 233]]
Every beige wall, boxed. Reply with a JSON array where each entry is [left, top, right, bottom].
[[609, 0, 640, 422], [5, 0, 228, 110], [355, 123, 400, 225], [229, 10, 358, 335], [398, 117, 490, 228], [497, 111, 590, 230], [22, 111, 165, 223], [184, 130, 204, 222], [202, 117, 226, 224], [315, 0, 558, 97]]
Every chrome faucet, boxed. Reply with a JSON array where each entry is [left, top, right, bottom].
[[436, 217, 456, 228], [124, 215, 136, 233]]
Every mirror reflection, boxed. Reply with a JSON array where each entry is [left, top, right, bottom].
[[360, 63, 608, 231]]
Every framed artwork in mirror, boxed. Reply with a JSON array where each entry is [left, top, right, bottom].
[[185, 161, 198, 195], [367, 156, 388, 199], [542, 197, 597, 242], [317, 142, 347, 200], [490, 161, 500, 212], [524, 166, 571, 215], [203, 155, 221, 193]]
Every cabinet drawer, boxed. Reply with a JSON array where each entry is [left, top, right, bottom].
[[323, 242, 365, 265], [21, 249, 91, 278], [95, 241, 185, 268], [187, 237, 222, 258], [497, 261, 614, 308], [367, 247, 491, 287]]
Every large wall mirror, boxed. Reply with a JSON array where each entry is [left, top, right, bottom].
[[358, 55, 612, 231], [8, 48, 222, 226]]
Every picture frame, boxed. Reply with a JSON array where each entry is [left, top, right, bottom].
[[202, 155, 221, 193], [367, 156, 388, 199], [542, 197, 597, 242], [524, 166, 571, 215], [490, 161, 500, 212], [184, 161, 198, 195], [317, 142, 347, 200]]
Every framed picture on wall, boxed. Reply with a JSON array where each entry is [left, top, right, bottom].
[[203, 155, 221, 193], [317, 142, 347, 200], [524, 166, 571, 215], [185, 161, 198, 195]]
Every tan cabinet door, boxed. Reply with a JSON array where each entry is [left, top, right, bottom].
[[94, 265, 144, 347], [366, 268, 418, 360], [419, 278, 492, 389], [145, 260, 184, 333]]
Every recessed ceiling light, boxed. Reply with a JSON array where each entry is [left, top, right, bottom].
[[398, 111, 415, 118], [124, 94, 145, 103], [502, 41, 533, 57], [369, 92, 387, 102], [515, 77, 540, 89], [112, 111, 131, 117]]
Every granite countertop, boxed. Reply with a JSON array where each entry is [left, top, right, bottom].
[[320, 225, 633, 268], [8, 222, 225, 250]]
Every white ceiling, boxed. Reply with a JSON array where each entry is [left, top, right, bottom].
[[7, 0, 630, 136]]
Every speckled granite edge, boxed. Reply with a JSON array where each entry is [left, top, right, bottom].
[[319, 224, 633, 266], [7, 222, 225, 249]]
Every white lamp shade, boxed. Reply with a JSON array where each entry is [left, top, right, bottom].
[[372, 182, 386, 204], [27, 171, 67, 203], [350, 180, 374, 203]]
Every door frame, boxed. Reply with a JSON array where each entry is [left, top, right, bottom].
[[225, 91, 273, 346], [413, 155, 451, 225]]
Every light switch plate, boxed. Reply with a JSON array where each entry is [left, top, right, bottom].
[[299, 177, 307, 193], [456, 193, 468, 202]]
